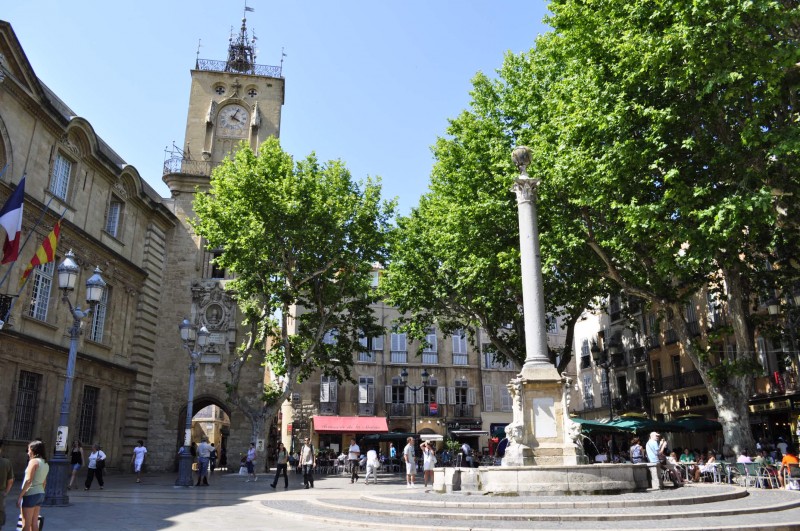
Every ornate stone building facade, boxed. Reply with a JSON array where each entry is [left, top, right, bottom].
[[0, 17, 283, 475]]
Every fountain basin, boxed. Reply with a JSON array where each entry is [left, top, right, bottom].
[[434, 463, 653, 496]]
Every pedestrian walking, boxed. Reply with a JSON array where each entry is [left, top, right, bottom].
[[403, 437, 416, 488], [68, 439, 84, 490], [364, 447, 379, 484], [348, 438, 361, 483], [209, 444, 217, 474], [131, 440, 147, 483], [84, 443, 106, 490], [197, 436, 211, 486], [17, 440, 49, 531], [0, 440, 15, 531], [245, 442, 257, 482], [299, 437, 315, 488], [270, 442, 289, 489]]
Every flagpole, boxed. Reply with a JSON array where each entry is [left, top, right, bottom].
[[2, 207, 67, 324], [0, 178, 55, 290]]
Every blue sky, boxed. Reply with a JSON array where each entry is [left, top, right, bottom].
[[4, 1, 549, 215]]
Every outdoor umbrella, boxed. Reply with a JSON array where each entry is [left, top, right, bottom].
[[570, 418, 627, 435], [665, 416, 722, 433]]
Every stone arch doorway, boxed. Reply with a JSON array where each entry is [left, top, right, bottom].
[[174, 394, 232, 471]]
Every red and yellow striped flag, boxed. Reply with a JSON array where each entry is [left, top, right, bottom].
[[19, 220, 61, 288]]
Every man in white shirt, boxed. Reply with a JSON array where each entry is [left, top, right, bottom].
[[348, 438, 361, 483], [364, 447, 379, 484], [403, 437, 417, 488], [196, 436, 211, 486], [299, 438, 315, 488]]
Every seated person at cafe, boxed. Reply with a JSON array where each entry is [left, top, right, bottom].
[[697, 451, 717, 482], [737, 449, 753, 464], [679, 448, 695, 463]]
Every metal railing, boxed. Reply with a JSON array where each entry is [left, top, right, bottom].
[[390, 351, 408, 364], [421, 352, 439, 365], [195, 58, 282, 78], [453, 404, 473, 418], [651, 370, 703, 392], [163, 156, 216, 177], [318, 402, 338, 415], [358, 403, 374, 416], [389, 403, 409, 416]]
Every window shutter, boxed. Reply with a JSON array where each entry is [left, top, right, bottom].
[[391, 333, 400, 351], [483, 385, 493, 412], [320, 379, 329, 402], [417, 388, 424, 404], [467, 388, 476, 406], [359, 382, 368, 404], [368, 384, 375, 404], [330, 379, 338, 402], [404, 386, 412, 404], [423, 328, 437, 353], [384, 385, 392, 404], [436, 386, 446, 405], [448, 387, 456, 405], [359, 335, 368, 349]]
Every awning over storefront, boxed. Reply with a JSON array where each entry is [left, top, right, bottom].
[[312, 416, 389, 433], [420, 434, 444, 442]]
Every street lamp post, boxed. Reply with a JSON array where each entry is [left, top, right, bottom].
[[400, 368, 429, 435], [43, 250, 106, 506], [175, 318, 210, 487], [590, 342, 616, 463]]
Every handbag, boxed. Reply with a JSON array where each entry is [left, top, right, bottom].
[[238, 466, 248, 476], [96, 458, 106, 471]]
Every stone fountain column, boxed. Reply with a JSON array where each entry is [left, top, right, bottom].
[[502, 146, 579, 467]]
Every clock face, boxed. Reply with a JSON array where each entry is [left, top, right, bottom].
[[217, 104, 249, 137]]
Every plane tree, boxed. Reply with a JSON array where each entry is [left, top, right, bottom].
[[192, 138, 395, 443]]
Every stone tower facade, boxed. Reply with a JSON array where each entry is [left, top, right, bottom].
[[149, 15, 285, 471]]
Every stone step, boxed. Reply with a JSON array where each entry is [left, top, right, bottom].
[[259, 484, 800, 530]]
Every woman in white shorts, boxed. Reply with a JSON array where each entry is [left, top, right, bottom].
[[422, 442, 436, 487]]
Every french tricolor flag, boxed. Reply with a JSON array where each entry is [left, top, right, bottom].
[[0, 176, 25, 264]]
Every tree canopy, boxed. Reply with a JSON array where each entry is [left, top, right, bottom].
[[192, 138, 395, 437], [386, 0, 799, 452]]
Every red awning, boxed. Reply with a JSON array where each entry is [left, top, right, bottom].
[[312, 416, 389, 433]]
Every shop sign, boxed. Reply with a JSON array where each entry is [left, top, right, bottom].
[[446, 421, 481, 430], [678, 394, 709, 409]]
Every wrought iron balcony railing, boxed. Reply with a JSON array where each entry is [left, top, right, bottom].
[[389, 403, 409, 416], [453, 404, 473, 418], [195, 58, 283, 78]]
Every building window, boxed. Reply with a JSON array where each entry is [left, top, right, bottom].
[[104, 198, 123, 238], [389, 376, 405, 404], [88, 286, 109, 343], [50, 153, 72, 201], [358, 332, 383, 363], [78, 385, 99, 444], [369, 270, 380, 288], [452, 330, 468, 365], [28, 261, 55, 321], [422, 327, 438, 364], [210, 250, 225, 279], [390, 332, 407, 363], [320, 376, 337, 403], [12, 371, 42, 440], [358, 377, 374, 404], [600, 370, 610, 406]]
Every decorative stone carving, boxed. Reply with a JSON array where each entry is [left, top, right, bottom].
[[191, 280, 235, 334], [206, 101, 218, 124]]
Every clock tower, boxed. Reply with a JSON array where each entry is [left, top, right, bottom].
[[180, 15, 284, 169], [152, 13, 284, 472]]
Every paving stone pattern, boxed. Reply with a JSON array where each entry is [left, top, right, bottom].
[[4, 471, 800, 530]]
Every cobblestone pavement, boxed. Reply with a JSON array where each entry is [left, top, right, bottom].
[[3, 470, 800, 530]]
